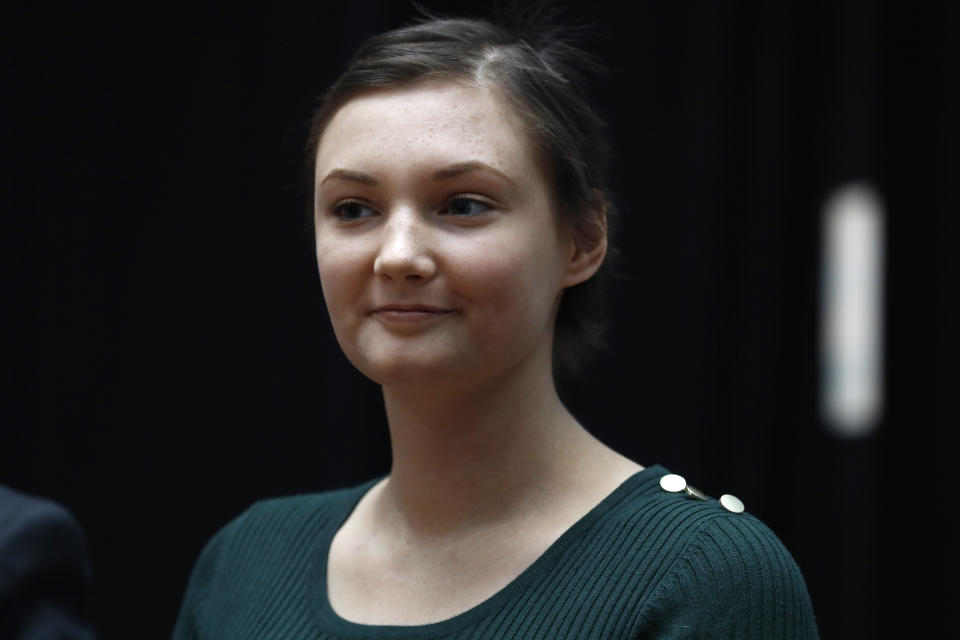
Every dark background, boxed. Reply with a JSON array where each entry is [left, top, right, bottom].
[[3, 1, 957, 638]]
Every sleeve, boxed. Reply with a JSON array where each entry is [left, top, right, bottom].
[[171, 527, 227, 640], [0, 491, 96, 640], [636, 513, 819, 639]]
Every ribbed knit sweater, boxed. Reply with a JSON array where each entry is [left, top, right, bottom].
[[173, 465, 817, 639]]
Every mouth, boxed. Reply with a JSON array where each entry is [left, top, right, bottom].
[[370, 304, 458, 324]]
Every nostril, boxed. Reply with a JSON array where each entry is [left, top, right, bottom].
[[373, 253, 435, 281], [372, 221, 436, 281]]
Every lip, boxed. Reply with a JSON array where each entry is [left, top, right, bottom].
[[370, 304, 458, 324]]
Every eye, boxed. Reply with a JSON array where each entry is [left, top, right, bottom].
[[332, 200, 378, 221], [440, 196, 492, 217]]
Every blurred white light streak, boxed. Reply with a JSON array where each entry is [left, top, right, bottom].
[[820, 183, 885, 436]]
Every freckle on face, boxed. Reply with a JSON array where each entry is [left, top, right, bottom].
[[313, 81, 573, 386]]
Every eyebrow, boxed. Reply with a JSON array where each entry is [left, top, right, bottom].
[[432, 161, 516, 185], [319, 169, 378, 186], [319, 161, 515, 188]]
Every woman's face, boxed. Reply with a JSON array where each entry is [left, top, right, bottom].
[[313, 81, 599, 386]]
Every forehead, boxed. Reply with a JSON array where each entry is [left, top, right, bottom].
[[315, 81, 538, 177]]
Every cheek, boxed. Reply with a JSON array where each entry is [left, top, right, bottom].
[[451, 229, 565, 325], [315, 242, 366, 324]]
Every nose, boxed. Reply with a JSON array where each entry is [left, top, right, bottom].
[[372, 210, 437, 282]]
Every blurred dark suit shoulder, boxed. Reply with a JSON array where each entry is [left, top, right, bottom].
[[0, 485, 96, 640]]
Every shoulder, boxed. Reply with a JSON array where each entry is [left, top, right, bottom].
[[0, 485, 91, 588], [225, 487, 358, 539], [0, 485, 95, 640], [0, 484, 81, 540], [195, 481, 374, 570], [624, 471, 819, 638], [173, 480, 376, 639]]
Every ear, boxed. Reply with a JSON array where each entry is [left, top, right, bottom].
[[562, 200, 608, 288]]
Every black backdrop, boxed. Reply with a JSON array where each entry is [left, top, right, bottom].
[[3, 1, 957, 638]]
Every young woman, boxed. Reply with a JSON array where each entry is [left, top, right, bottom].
[[174, 15, 818, 639]]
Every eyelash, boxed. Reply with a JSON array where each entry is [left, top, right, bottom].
[[330, 196, 493, 221], [331, 200, 377, 222], [439, 196, 492, 217]]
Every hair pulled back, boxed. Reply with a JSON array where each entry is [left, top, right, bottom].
[[307, 11, 616, 373]]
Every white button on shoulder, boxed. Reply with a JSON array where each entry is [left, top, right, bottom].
[[659, 474, 687, 493], [719, 493, 745, 514]]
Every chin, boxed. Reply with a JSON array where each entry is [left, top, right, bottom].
[[341, 331, 545, 389], [348, 347, 472, 387], [364, 362, 471, 389]]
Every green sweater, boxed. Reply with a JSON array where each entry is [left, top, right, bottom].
[[173, 465, 817, 639]]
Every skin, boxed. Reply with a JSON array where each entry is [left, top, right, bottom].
[[314, 80, 642, 625]]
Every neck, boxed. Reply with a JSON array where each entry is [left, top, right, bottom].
[[376, 351, 594, 537]]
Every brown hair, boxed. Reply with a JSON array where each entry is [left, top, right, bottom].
[[307, 13, 616, 373]]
